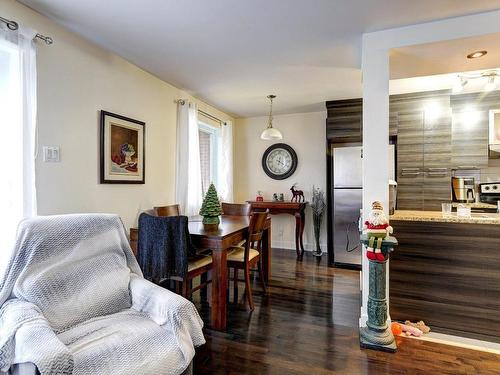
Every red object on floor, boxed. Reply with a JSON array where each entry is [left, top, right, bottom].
[[391, 322, 402, 336]]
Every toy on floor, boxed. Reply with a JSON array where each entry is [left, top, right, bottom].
[[405, 320, 431, 334], [363, 201, 393, 262], [391, 322, 402, 336], [400, 323, 423, 337]]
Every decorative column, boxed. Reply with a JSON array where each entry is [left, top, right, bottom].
[[359, 234, 398, 352]]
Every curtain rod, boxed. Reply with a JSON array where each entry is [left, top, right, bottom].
[[0, 15, 53, 45], [175, 99, 227, 125]]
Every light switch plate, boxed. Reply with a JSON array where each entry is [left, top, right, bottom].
[[43, 146, 60, 162]]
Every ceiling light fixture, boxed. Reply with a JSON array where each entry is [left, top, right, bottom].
[[485, 75, 496, 92], [260, 94, 283, 140], [467, 50, 487, 59], [452, 70, 499, 94], [452, 76, 468, 94]]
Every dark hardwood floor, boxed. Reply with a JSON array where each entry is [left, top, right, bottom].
[[192, 249, 500, 375]]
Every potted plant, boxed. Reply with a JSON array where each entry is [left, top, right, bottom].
[[199, 183, 223, 230], [311, 186, 326, 257]]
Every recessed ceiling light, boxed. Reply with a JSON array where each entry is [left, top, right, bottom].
[[467, 50, 487, 59]]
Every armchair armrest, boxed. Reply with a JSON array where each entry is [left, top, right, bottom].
[[0, 299, 72, 374], [129, 275, 205, 347]]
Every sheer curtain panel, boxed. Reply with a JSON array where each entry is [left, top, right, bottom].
[[0, 24, 37, 263], [175, 100, 203, 216], [218, 120, 234, 202]]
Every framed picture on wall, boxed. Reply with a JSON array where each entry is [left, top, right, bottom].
[[100, 110, 145, 184]]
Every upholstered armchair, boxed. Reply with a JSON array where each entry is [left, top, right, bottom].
[[0, 214, 204, 375]]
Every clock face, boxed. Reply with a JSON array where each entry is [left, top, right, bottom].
[[266, 149, 293, 175], [262, 143, 298, 180]]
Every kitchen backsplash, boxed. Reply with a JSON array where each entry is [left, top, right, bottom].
[[481, 159, 500, 183]]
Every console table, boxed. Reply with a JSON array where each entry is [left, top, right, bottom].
[[247, 201, 307, 259]]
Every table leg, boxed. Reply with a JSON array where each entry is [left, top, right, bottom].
[[299, 210, 306, 259], [262, 224, 272, 282], [210, 248, 227, 330], [294, 212, 301, 259]]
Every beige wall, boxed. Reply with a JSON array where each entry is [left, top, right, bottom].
[[1, 0, 233, 229], [234, 111, 327, 251]]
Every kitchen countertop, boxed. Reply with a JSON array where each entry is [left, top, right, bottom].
[[451, 202, 498, 209], [390, 210, 500, 225]]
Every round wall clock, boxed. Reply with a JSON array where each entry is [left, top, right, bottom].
[[262, 143, 298, 180]]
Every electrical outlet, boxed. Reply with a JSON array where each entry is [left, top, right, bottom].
[[43, 146, 60, 162]]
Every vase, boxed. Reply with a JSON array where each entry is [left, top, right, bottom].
[[312, 213, 323, 257], [202, 215, 220, 230]]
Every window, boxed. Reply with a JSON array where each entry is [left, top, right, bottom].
[[198, 122, 220, 195], [0, 37, 22, 251], [0, 28, 37, 269]]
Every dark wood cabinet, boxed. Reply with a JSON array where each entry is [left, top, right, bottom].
[[391, 91, 452, 210], [326, 98, 362, 142], [450, 92, 490, 169], [390, 219, 500, 343], [396, 110, 424, 210], [423, 109, 452, 210]]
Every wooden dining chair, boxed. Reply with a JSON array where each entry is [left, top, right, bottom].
[[222, 202, 252, 216], [154, 204, 181, 217], [143, 207, 211, 300], [227, 210, 268, 311]]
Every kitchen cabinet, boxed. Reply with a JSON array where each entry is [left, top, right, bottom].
[[326, 99, 362, 143], [392, 91, 452, 211], [326, 98, 397, 143], [450, 93, 490, 169], [396, 108, 452, 211], [423, 109, 452, 210], [396, 111, 424, 210]]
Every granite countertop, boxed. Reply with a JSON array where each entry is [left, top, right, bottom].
[[451, 202, 498, 209], [390, 210, 500, 225]]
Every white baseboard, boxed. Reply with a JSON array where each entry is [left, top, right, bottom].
[[359, 312, 368, 327]]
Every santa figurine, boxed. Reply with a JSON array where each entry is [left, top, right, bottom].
[[363, 201, 393, 262]]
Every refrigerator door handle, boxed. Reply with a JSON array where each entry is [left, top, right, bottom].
[[345, 217, 361, 253]]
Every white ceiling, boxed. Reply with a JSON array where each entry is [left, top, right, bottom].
[[19, 0, 500, 117], [391, 33, 500, 79]]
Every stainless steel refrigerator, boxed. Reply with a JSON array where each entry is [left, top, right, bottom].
[[332, 144, 395, 267]]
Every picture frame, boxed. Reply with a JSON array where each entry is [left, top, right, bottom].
[[100, 110, 145, 184]]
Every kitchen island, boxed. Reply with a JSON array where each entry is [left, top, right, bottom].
[[389, 210, 500, 343]]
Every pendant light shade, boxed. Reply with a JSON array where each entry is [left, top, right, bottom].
[[261, 94, 283, 140]]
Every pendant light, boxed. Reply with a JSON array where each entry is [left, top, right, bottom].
[[260, 94, 283, 140]]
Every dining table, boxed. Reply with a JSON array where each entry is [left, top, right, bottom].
[[129, 214, 272, 330], [189, 215, 271, 330]]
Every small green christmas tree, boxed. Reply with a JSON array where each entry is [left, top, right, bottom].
[[199, 183, 223, 225]]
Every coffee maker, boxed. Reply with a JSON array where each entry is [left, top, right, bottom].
[[451, 177, 476, 203]]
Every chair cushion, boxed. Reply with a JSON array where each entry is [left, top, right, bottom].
[[57, 309, 189, 374], [227, 247, 260, 262], [188, 255, 212, 272]]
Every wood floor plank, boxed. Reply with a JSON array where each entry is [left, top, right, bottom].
[[192, 249, 500, 374]]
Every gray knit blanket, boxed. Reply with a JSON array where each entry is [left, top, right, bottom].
[[0, 214, 205, 375]]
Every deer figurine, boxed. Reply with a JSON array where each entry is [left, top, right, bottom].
[[290, 183, 304, 202]]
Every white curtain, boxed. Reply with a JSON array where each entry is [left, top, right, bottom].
[[218, 120, 234, 202], [175, 100, 203, 216], [0, 25, 37, 261]]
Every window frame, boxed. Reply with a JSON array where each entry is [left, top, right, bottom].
[[198, 121, 220, 193]]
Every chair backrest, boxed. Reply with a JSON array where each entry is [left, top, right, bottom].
[[154, 204, 181, 217], [137, 213, 193, 281], [222, 202, 251, 216], [1, 214, 141, 332], [242, 210, 269, 264]]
